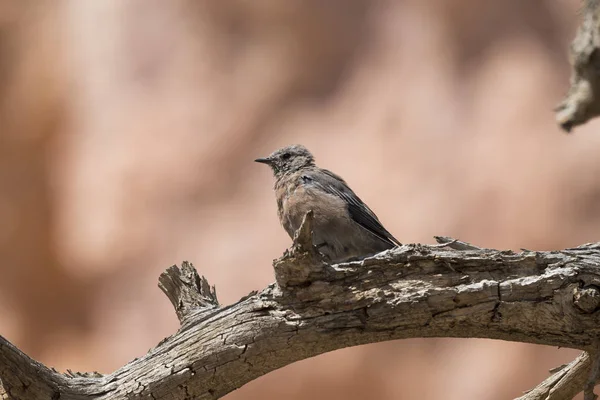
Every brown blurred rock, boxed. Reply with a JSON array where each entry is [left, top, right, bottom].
[[0, 0, 92, 356]]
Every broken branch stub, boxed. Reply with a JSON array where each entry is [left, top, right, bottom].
[[158, 261, 219, 323], [272, 210, 326, 288], [434, 235, 486, 251]]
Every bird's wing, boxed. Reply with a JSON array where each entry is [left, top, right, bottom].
[[301, 169, 400, 247]]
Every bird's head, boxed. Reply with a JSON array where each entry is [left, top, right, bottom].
[[255, 144, 315, 177]]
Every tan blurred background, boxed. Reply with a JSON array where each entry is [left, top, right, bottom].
[[0, 0, 598, 399]]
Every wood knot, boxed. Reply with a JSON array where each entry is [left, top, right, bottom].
[[574, 285, 600, 313]]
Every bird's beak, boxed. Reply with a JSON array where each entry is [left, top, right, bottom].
[[254, 157, 272, 165]]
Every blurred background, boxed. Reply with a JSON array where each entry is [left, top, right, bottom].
[[0, 0, 598, 399]]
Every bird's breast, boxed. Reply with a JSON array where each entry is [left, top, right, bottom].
[[280, 182, 349, 234]]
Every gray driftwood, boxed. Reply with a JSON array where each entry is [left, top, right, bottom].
[[3, 215, 600, 399]]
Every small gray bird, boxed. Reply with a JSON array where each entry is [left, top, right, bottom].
[[255, 144, 400, 262]]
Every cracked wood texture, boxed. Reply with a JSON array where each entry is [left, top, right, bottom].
[[3, 238, 600, 399]]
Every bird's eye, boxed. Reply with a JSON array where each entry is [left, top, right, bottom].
[[281, 152, 291, 160]]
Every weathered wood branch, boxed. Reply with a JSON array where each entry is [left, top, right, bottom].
[[3, 230, 600, 399], [158, 261, 219, 324], [557, 0, 600, 131], [518, 352, 592, 400]]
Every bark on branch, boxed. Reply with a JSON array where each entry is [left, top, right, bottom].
[[3, 230, 600, 399]]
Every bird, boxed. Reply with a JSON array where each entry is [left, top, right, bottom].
[[255, 144, 400, 262]]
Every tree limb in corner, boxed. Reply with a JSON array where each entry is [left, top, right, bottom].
[[556, 0, 600, 132], [2, 215, 600, 399]]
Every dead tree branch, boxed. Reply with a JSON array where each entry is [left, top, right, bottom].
[[3, 228, 600, 399], [517, 352, 592, 400], [557, 0, 600, 131]]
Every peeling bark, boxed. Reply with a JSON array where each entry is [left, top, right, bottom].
[[3, 230, 600, 399]]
